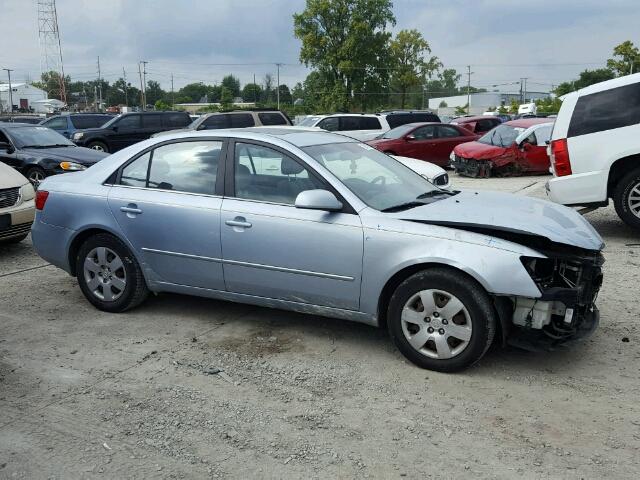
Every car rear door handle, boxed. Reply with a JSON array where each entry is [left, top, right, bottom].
[[120, 206, 143, 214], [225, 218, 252, 228]]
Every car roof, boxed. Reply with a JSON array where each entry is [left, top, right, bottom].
[[453, 115, 498, 122], [505, 118, 553, 128], [0, 122, 40, 128]]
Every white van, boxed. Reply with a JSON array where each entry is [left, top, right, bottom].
[[546, 73, 640, 229]]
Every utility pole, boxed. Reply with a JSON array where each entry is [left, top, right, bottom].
[[466, 65, 473, 114], [421, 83, 427, 110], [138, 62, 144, 110], [141, 60, 148, 109], [122, 67, 128, 107], [276, 63, 282, 110], [171, 73, 174, 108], [522, 77, 529, 103], [2, 68, 13, 113], [97, 56, 102, 112], [253, 73, 257, 103]]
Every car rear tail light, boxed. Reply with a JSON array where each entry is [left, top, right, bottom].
[[550, 139, 572, 176], [35, 190, 49, 210]]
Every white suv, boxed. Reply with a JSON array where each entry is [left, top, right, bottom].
[[310, 111, 440, 141], [546, 73, 640, 228]]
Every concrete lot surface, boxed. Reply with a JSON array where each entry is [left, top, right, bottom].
[[1, 174, 639, 479]]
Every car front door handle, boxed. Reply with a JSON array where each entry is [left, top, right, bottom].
[[225, 218, 252, 229], [120, 206, 143, 214]]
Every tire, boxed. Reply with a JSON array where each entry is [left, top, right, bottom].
[[75, 233, 148, 312], [387, 268, 496, 372], [613, 169, 640, 230], [0, 233, 29, 244], [87, 141, 109, 153], [25, 166, 46, 188]]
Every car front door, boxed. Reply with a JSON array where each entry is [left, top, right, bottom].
[[403, 125, 438, 161], [107, 139, 226, 289], [220, 141, 364, 310], [109, 114, 142, 151], [521, 124, 553, 173]]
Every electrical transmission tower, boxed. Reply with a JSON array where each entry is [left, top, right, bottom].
[[37, 0, 66, 103]]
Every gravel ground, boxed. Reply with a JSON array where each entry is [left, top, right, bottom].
[[1, 173, 639, 479]]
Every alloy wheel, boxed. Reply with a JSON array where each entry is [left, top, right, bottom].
[[91, 144, 105, 151], [83, 247, 127, 302], [627, 182, 640, 219], [28, 170, 45, 188], [401, 289, 472, 359]]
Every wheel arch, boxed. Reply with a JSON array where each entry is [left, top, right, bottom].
[[68, 226, 135, 277], [607, 153, 640, 197]]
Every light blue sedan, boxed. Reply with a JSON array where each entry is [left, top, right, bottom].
[[31, 128, 604, 371]]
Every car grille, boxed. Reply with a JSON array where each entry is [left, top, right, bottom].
[[0, 221, 31, 239], [0, 187, 20, 209], [433, 173, 449, 187]]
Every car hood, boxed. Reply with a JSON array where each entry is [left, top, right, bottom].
[[0, 163, 29, 188], [454, 141, 508, 160], [22, 146, 109, 165], [152, 128, 192, 137], [389, 190, 604, 251]]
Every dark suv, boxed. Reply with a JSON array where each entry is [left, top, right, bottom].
[[71, 111, 191, 152]]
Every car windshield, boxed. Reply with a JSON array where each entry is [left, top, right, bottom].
[[381, 124, 415, 139], [7, 126, 75, 148], [298, 116, 321, 127], [303, 142, 453, 212], [477, 124, 525, 148]]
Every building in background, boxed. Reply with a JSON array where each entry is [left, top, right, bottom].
[[428, 91, 551, 116], [0, 83, 48, 113]]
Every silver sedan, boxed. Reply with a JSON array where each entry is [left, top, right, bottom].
[[31, 128, 604, 371]]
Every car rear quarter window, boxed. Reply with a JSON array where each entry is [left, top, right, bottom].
[[70, 115, 111, 129], [202, 115, 229, 129], [317, 117, 339, 131], [258, 112, 288, 125], [230, 113, 255, 128], [437, 125, 461, 138], [359, 117, 382, 130], [166, 113, 191, 128], [568, 82, 640, 137], [143, 115, 163, 128]]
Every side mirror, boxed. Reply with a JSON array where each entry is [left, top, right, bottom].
[[405, 134, 416, 141], [295, 189, 343, 212], [0, 142, 14, 153]]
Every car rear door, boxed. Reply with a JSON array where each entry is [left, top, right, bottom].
[[107, 139, 226, 289], [431, 125, 467, 166], [219, 140, 364, 310]]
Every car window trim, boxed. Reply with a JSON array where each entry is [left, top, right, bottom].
[[109, 136, 229, 197], [224, 138, 357, 214]]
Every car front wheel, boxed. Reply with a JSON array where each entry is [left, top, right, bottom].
[[87, 141, 109, 153], [76, 233, 148, 312], [387, 268, 496, 372], [613, 169, 640, 230]]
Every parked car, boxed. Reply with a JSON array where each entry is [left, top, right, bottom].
[[450, 115, 502, 135], [450, 119, 554, 177], [0, 162, 35, 244], [153, 110, 292, 138], [40, 113, 113, 138], [366, 122, 478, 167], [71, 111, 192, 153], [0, 115, 46, 124], [0, 123, 108, 187], [391, 155, 451, 189], [310, 111, 441, 141], [546, 73, 640, 229], [31, 127, 604, 372]]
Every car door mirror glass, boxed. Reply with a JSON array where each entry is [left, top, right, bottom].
[[405, 134, 416, 141], [295, 189, 343, 212]]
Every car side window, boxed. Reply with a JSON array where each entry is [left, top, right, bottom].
[[437, 125, 461, 138], [43, 117, 68, 130], [413, 125, 437, 140], [359, 117, 382, 130], [258, 112, 288, 125], [202, 115, 229, 129], [234, 142, 324, 205], [230, 113, 255, 128], [119, 141, 221, 195], [143, 115, 163, 128], [116, 115, 141, 129], [71, 115, 111, 129], [317, 117, 339, 131], [534, 125, 553, 146], [166, 113, 191, 127]]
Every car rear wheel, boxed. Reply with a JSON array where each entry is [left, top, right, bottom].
[[76, 233, 148, 312], [25, 166, 46, 188], [87, 141, 109, 153], [614, 169, 640, 230], [387, 268, 496, 372]]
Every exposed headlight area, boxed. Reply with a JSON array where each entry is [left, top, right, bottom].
[[19, 182, 36, 202], [72, 132, 84, 141], [512, 254, 604, 347], [431, 172, 449, 188], [59, 161, 87, 171]]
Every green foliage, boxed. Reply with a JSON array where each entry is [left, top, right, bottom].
[[509, 99, 519, 113], [294, 0, 396, 111], [389, 29, 441, 108], [535, 96, 562, 114], [221, 75, 241, 97], [439, 100, 447, 108], [277, 84, 293, 105], [145, 80, 166, 106], [454, 104, 468, 115], [497, 105, 508, 114], [607, 40, 640, 77], [241, 83, 262, 103], [154, 99, 172, 111], [220, 86, 234, 108], [32, 71, 70, 100], [554, 68, 615, 96]]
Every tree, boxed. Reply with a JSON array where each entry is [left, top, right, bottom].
[[607, 40, 640, 76], [221, 75, 241, 97], [32, 71, 71, 101], [438, 100, 447, 108], [145, 80, 166, 106], [389, 29, 440, 108], [262, 73, 275, 103], [154, 99, 172, 111], [178, 82, 213, 103], [454, 104, 468, 115], [220, 86, 234, 108], [294, 0, 396, 111], [242, 83, 262, 103], [277, 84, 292, 105], [535, 97, 563, 114], [554, 68, 615, 96], [509, 99, 519, 113]]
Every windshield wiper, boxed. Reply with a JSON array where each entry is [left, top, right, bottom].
[[381, 201, 426, 213], [22, 144, 72, 149], [416, 190, 456, 199]]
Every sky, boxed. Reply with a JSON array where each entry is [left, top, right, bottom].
[[1, 0, 639, 95]]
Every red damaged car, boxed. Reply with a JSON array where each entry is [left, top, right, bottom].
[[450, 118, 554, 177], [366, 122, 478, 167]]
